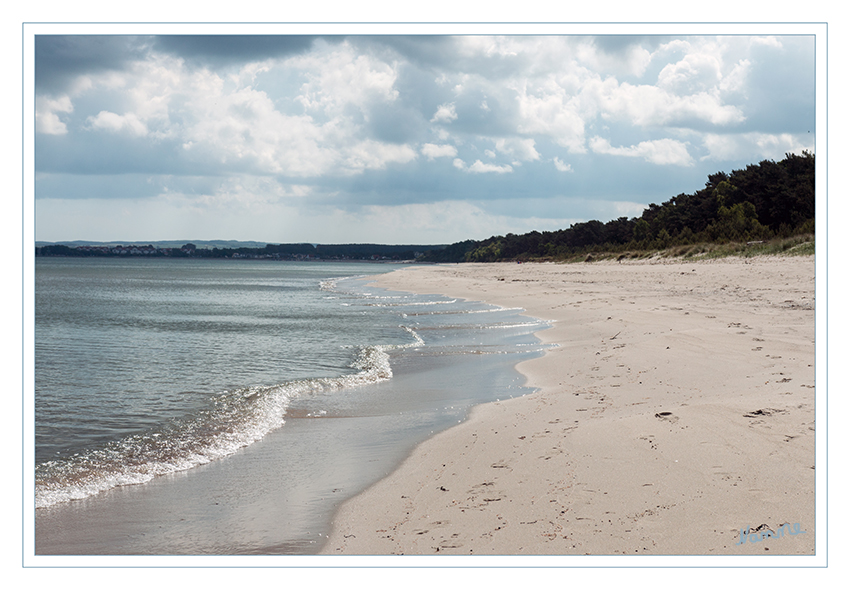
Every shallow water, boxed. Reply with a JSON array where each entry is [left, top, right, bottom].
[[34, 257, 548, 554]]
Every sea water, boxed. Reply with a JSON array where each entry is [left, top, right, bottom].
[[33, 257, 548, 554]]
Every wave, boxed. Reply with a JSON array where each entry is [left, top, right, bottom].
[[412, 321, 544, 331], [318, 275, 371, 293], [357, 299, 459, 308], [35, 328, 423, 509], [402, 306, 526, 317]]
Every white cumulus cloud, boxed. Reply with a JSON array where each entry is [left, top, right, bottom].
[[657, 53, 723, 95], [493, 137, 540, 162], [342, 141, 418, 174], [468, 160, 513, 174], [289, 43, 400, 116], [553, 157, 573, 172], [589, 136, 694, 166], [431, 102, 458, 123], [591, 80, 746, 127], [36, 95, 74, 135], [87, 111, 149, 136], [514, 84, 587, 153], [719, 59, 752, 95], [700, 132, 813, 162], [421, 143, 458, 160]]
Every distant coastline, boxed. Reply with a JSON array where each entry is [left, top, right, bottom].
[[35, 241, 447, 262], [34, 239, 272, 250]]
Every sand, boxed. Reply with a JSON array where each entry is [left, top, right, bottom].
[[320, 256, 816, 556]]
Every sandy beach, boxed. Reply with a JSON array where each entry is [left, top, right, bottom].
[[321, 256, 816, 556]]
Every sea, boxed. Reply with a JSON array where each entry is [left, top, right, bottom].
[[33, 257, 549, 555]]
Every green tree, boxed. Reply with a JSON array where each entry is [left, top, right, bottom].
[[633, 218, 651, 241]]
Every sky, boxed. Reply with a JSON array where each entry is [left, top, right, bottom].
[[33, 32, 816, 245]]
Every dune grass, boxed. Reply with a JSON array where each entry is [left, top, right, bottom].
[[546, 234, 815, 264]]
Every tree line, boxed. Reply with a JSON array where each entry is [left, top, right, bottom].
[[35, 242, 437, 261], [424, 151, 815, 262]]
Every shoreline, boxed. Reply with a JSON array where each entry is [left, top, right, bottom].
[[320, 257, 815, 556], [33, 268, 544, 555]]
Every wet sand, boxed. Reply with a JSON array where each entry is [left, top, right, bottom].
[[321, 257, 816, 556]]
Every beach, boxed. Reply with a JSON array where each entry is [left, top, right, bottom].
[[321, 256, 816, 555]]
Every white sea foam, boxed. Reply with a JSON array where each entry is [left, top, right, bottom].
[[35, 331, 418, 509]]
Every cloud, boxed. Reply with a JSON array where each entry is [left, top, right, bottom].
[[34, 36, 151, 94], [342, 140, 418, 173], [178, 82, 336, 176], [181, 84, 418, 176], [751, 36, 783, 49], [154, 35, 321, 66], [452, 157, 514, 174], [39, 47, 419, 178], [35, 95, 74, 135], [290, 43, 400, 116], [431, 102, 458, 123], [657, 53, 722, 95], [719, 59, 752, 95], [87, 111, 148, 136], [700, 132, 813, 162], [514, 83, 588, 153], [421, 143, 458, 160], [493, 137, 540, 161], [585, 37, 655, 78], [589, 136, 694, 166], [592, 80, 746, 127], [553, 157, 573, 172], [467, 160, 513, 174]]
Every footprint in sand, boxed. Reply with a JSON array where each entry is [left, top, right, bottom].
[[744, 408, 786, 418], [655, 411, 679, 423]]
